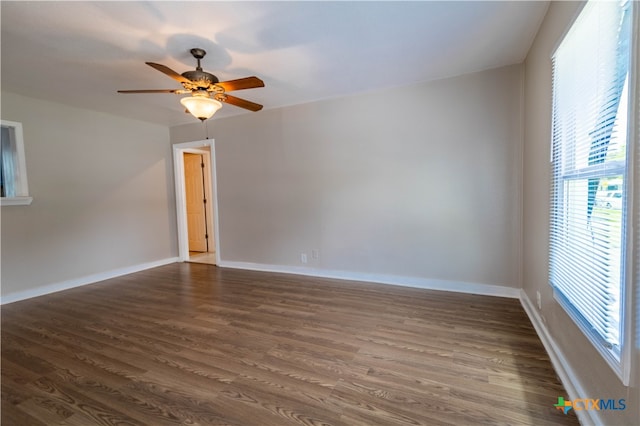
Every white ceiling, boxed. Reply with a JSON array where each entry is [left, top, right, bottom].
[[1, 1, 549, 127]]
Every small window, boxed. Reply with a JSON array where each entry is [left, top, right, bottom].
[[1, 120, 32, 206]]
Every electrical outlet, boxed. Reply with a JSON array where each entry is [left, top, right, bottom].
[[536, 291, 542, 310], [311, 249, 319, 260], [301, 253, 308, 264]]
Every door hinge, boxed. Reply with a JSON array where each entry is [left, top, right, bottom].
[[203, 198, 207, 204], [201, 162, 205, 168]]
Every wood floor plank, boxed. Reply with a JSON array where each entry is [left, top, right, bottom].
[[25, 376, 144, 426], [1, 400, 50, 426], [2, 263, 579, 425], [218, 376, 346, 426]]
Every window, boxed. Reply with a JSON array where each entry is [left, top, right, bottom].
[[549, 0, 634, 383], [0, 120, 32, 206]]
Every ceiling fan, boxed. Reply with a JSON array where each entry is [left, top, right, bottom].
[[118, 48, 264, 121]]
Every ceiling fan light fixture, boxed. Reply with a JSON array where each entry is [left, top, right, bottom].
[[180, 94, 222, 121], [118, 48, 264, 116]]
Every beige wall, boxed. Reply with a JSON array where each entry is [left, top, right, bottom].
[[1, 92, 177, 299], [523, 2, 639, 424], [172, 65, 523, 289]]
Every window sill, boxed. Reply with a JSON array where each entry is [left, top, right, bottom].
[[0, 196, 33, 206]]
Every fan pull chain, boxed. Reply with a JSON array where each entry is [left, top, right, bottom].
[[203, 120, 209, 140]]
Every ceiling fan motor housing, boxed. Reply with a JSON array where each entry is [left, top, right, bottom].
[[181, 70, 219, 90]]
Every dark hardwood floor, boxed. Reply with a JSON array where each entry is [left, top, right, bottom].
[[2, 263, 579, 425]]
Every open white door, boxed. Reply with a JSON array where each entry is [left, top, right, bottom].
[[173, 140, 221, 264]]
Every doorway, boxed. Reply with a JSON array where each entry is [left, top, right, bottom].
[[173, 140, 220, 265]]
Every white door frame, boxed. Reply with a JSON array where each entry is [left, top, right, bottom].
[[173, 139, 221, 263]]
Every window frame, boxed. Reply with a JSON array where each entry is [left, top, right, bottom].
[[620, 1, 639, 387], [0, 120, 32, 206], [548, 0, 637, 386]]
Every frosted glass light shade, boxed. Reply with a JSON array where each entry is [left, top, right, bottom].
[[180, 96, 222, 121]]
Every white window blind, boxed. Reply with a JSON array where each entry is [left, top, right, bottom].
[[549, 0, 632, 370], [0, 120, 31, 206]]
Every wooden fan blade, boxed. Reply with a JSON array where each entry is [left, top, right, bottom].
[[217, 76, 264, 92], [145, 62, 192, 84], [221, 94, 263, 111], [117, 89, 180, 94]]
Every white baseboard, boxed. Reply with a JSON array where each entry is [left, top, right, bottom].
[[217, 260, 520, 299], [519, 290, 597, 426], [0, 257, 179, 305]]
